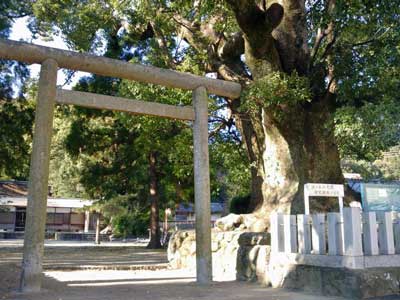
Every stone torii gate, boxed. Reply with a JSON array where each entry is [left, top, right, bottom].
[[0, 39, 241, 292]]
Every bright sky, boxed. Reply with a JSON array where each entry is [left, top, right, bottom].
[[10, 17, 89, 89]]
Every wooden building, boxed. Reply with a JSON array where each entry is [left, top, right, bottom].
[[0, 181, 94, 232]]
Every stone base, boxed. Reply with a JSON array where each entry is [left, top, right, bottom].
[[265, 263, 400, 299], [167, 230, 270, 281]]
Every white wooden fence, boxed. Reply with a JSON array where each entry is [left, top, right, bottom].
[[270, 207, 400, 269]]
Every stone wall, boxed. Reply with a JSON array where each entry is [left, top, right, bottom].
[[167, 230, 270, 282], [267, 263, 400, 299]]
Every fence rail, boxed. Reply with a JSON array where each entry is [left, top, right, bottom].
[[270, 207, 400, 269]]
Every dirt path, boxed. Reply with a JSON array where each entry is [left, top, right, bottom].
[[0, 240, 167, 270], [0, 240, 347, 300], [2, 267, 348, 300]]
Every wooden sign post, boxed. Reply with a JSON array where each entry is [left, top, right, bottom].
[[304, 183, 345, 215]]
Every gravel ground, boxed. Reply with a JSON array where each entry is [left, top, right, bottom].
[[0, 240, 167, 270], [0, 239, 351, 300], [1, 266, 348, 300]]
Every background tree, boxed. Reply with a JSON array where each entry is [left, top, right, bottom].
[[0, 1, 33, 180]]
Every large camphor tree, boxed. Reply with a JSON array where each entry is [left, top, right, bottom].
[[19, 0, 400, 231]]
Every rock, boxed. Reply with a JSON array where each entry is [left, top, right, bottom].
[[215, 213, 244, 231], [224, 231, 235, 242], [216, 232, 225, 241], [211, 241, 220, 252], [238, 232, 270, 246], [168, 230, 271, 283], [189, 243, 196, 255], [215, 213, 269, 232], [255, 246, 270, 285], [249, 218, 269, 232]]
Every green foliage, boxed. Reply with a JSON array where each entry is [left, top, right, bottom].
[[101, 195, 149, 238], [335, 100, 400, 161], [0, 1, 30, 100], [0, 1, 33, 180], [0, 95, 34, 180], [48, 106, 88, 197], [210, 136, 251, 202], [242, 71, 311, 116], [375, 152, 400, 181], [307, 0, 400, 161], [29, 0, 117, 51], [341, 159, 383, 181], [229, 194, 251, 214], [342, 146, 400, 181]]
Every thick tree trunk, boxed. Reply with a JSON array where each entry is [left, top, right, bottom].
[[217, 0, 345, 232], [147, 151, 162, 249], [222, 97, 344, 232], [254, 96, 343, 215]]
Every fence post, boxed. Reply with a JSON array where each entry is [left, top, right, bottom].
[[297, 214, 311, 254], [270, 213, 278, 253], [393, 212, 400, 254], [284, 215, 297, 253], [311, 214, 326, 255], [19, 59, 58, 292], [363, 212, 379, 255], [343, 207, 363, 256], [271, 213, 284, 252], [327, 213, 343, 255], [377, 211, 395, 255]]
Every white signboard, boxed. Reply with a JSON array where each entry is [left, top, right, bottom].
[[304, 183, 344, 215]]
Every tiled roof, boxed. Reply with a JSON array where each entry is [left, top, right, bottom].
[[0, 181, 30, 197], [0, 197, 93, 208], [0, 180, 92, 208]]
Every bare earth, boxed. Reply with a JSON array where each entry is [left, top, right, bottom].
[[0, 240, 347, 300]]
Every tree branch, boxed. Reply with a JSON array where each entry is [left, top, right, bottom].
[[225, 0, 283, 36], [309, 27, 327, 70], [349, 26, 392, 48], [172, 12, 249, 84]]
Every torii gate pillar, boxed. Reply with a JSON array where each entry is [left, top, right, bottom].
[[193, 86, 212, 284], [19, 59, 58, 292]]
